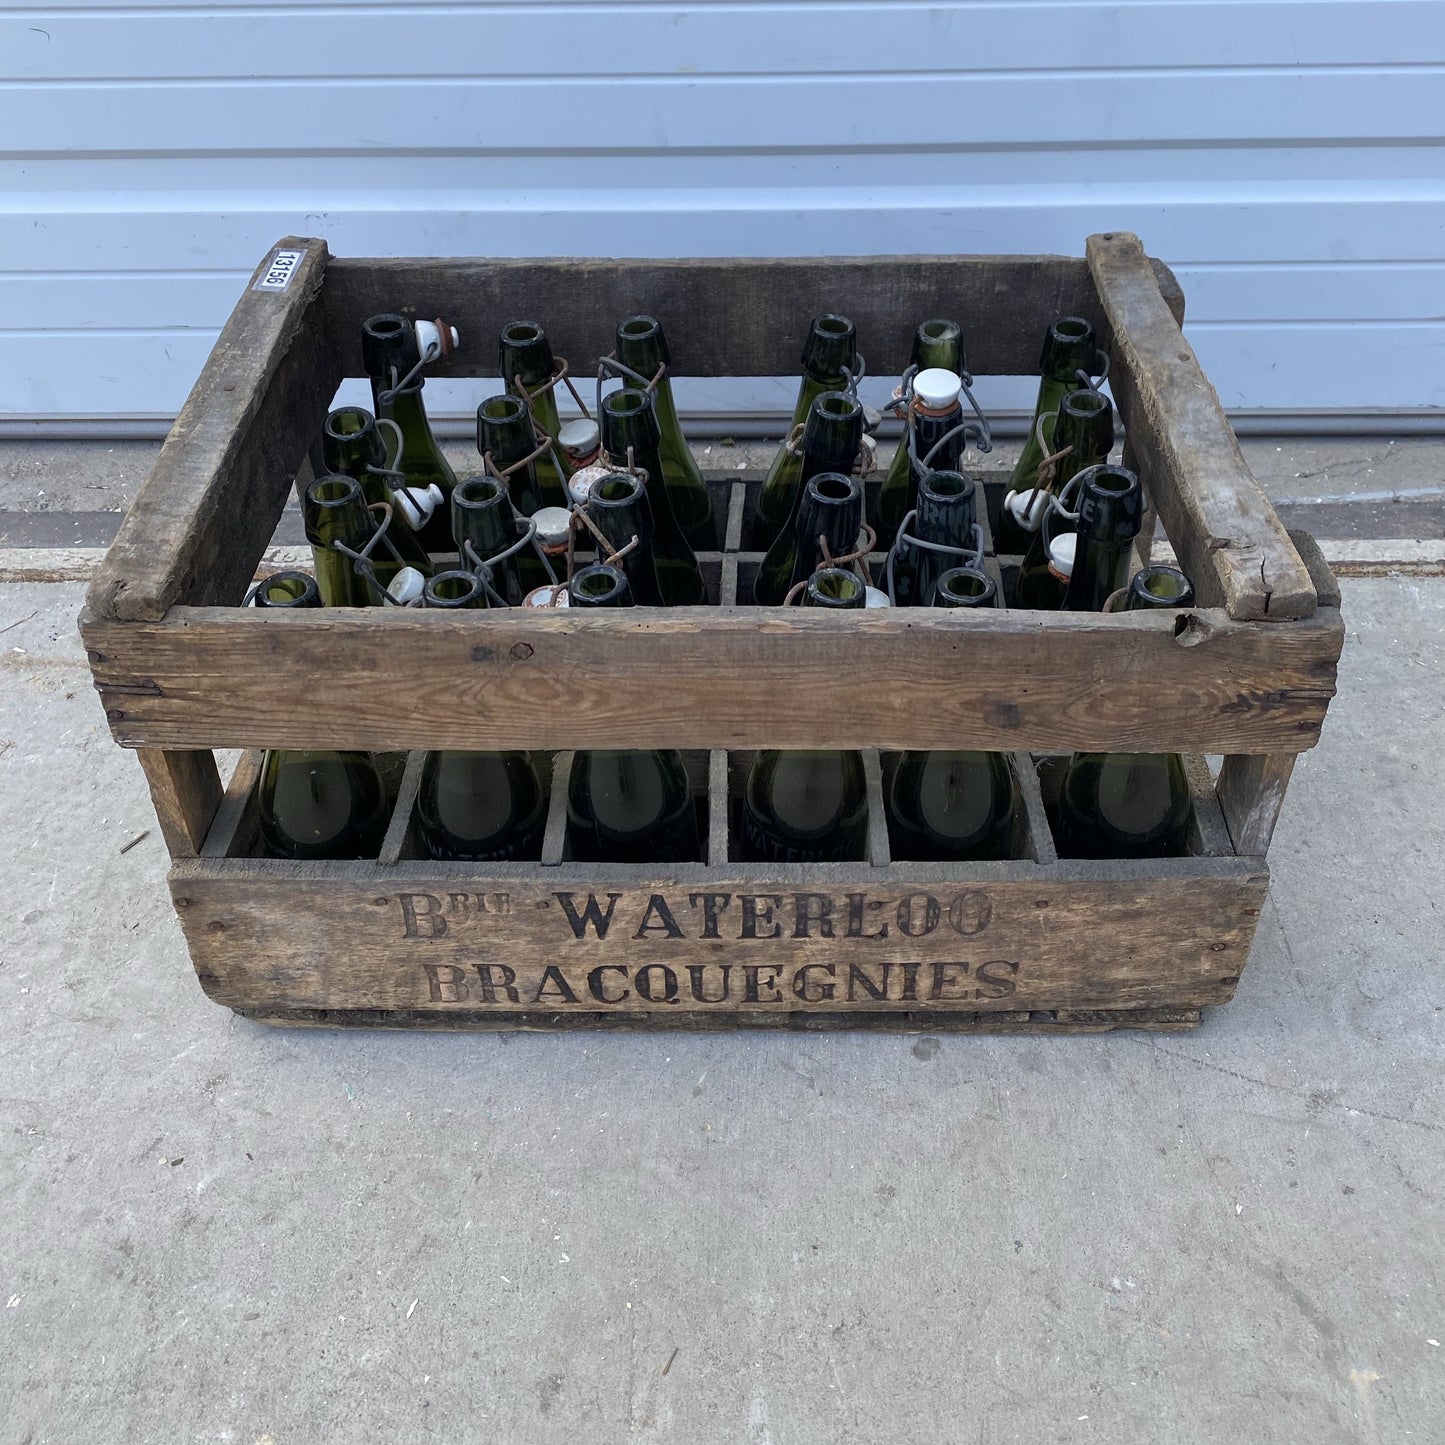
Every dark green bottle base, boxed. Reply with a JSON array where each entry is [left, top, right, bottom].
[[1053, 754, 1191, 860]]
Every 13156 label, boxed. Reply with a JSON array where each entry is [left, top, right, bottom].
[[253, 248, 305, 293]]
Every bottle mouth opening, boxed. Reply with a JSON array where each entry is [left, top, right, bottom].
[[814, 315, 853, 339], [426, 572, 483, 606], [937, 567, 993, 603], [601, 387, 649, 419], [1062, 389, 1109, 417], [502, 322, 542, 345], [478, 394, 526, 424], [571, 566, 626, 602], [258, 572, 317, 606], [1091, 470, 1134, 496], [593, 474, 641, 504], [812, 474, 857, 502], [811, 568, 863, 603], [362, 314, 407, 341], [922, 470, 971, 501], [324, 406, 371, 439], [619, 316, 660, 340], [1137, 568, 1190, 602], [921, 319, 959, 341], [309, 476, 361, 506], [1053, 316, 1092, 341], [456, 477, 503, 507], [816, 392, 861, 419]]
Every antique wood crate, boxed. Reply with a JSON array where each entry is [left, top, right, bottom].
[[79, 232, 1344, 1034]]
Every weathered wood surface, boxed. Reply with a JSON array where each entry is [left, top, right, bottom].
[[235, 1005, 1202, 1034], [1217, 753, 1299, 857], [322, 252, 1183, 380], [169, 860, 1265, 1016], [86, 238, 339, 623], [84, 601, 1344, 755], [136, 748, 222, 858], [1087, 231, 1318, 623]]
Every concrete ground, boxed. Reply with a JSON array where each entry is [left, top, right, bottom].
[[0, 436, 1442, 1442]]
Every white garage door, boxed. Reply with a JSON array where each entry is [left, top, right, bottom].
[[2, 0, 1442, 423]]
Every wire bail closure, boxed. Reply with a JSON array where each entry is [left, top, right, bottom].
[[781, 522, 879, 606], [883, 514, 987, 605]]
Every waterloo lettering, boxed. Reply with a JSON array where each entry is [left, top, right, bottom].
[[418, 959, 1021, 1008], [388, 886, 1016, 1010], [394, 888, 992, 943]]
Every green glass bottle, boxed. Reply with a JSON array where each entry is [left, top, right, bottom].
[[1061, 463, 1144, 613], [362, 313, 458, 554], [886, 568, 1015, 862], [739, 565, 870, 864], [753, 469, 864, 607], [585, 471, 667, 607], [413, 579, 544, 861], [302, 474, 380, 608], [876, 366, 966, 551], [421, 569, 487, 609], [753, 389, 864, 604], [1058, 566, 1195, 859], [562, 561, 700, 862], [1013, 526, 1076, 612], [320, 405, 436, 579], [568, 561, 632, 608], [615, 315, 714, 550], [452, 475, 527, 607], [499, 321, 571, 509], [755, 314, 858, 540], [887, 468, 978, 607], [1010, 389, 1115, 573], [477, 393, 548, 518], [876, 319, 965, 545], [599, 388, 705, 605], [251, 571, 389, 860], [996, 317, 1098, 553], [740, 749, 869, 864], [802, 566, 866, 608]]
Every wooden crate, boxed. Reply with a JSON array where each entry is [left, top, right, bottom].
[[80, 231, 1345, 1034]]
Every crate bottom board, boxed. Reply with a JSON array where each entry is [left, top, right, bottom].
[[232, 1006, 1203, 1034]]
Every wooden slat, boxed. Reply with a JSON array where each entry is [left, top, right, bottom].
[[136, 748, 223, 859], [378, 751, 425, 866], [321, 253, 1183, 380], [706, 750, 730, 868], [83, 602, 1344, 755], [85, 237, 337, 622], [170, 860, 1265, 1016], [234, 1006, 1202, 1035], [1086, 231, 1317, 622], [1216, 753, 1298, 857], [199, 749, 265, 860]]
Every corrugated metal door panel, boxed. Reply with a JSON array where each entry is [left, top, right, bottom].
[[2, 0, 1442, 420]]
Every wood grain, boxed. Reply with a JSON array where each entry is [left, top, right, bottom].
[[1087, 231, 1318, 622], [234, 1006, 1202, 1034], [322, 252, 1183, 379], [1217, 753, 1299, 856], [85, 237, 338, 622], [84, 601, 1344, 755], [169, 859, 1265, 1016], [136, 748, 222, 858]]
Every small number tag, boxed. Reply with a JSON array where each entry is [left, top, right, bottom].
[[253, 248, 305, 293]]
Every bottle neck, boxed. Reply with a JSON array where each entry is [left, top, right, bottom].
[[379, 384, 444, 462], [454, 491, 516, 562], [914, 326, 964, 374], [795, 487, 862, 562], [915, 482, 976, 550]]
